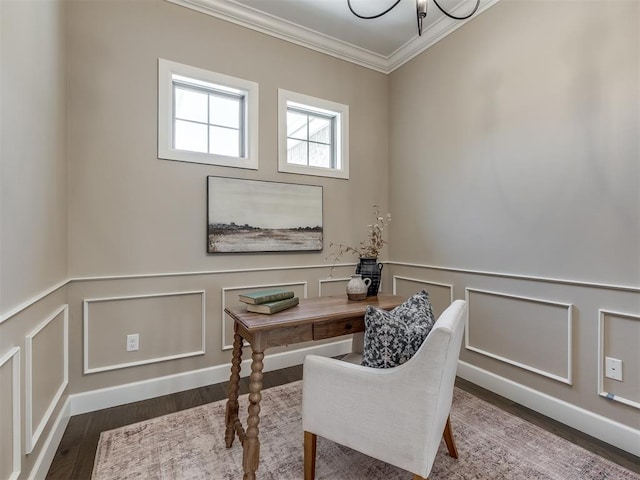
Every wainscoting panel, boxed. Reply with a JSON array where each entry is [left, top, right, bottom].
[[465, 288, 573, 384], [0, 347, 20, 480], [83, 291, 206, 374], [598, 310, 640, 409], [25, 305, 68, 454], [318, 277, 350, 297], [393, 276, 454, 318], [221, 282, 307, 350]]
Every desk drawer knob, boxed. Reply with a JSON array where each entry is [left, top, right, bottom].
[[344, 323, 353, 330]]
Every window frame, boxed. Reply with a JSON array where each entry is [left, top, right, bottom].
[[158, 58, 259, 169], [278, 89, 349, 179]]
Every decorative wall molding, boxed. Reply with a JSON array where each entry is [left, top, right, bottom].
[[0, 346, 21, 480], [4, 260, 636, 326], [0, 278, 68, 325], [458, 361, 640, 457], [5, 262, 639, 474], [1, 264, 345, 324], [465, 288, 574, 385], [597, 309, 640, 410], [391, 275, 454, 302], [25, 305, 69, 454], [71, 262, 355, 283], [83, 291, 206, 374], [388, 261, 640, 293], [221, 282, 307, 350], [318, 277, 350, 297]]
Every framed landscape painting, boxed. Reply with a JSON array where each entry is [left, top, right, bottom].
[[207, 176, 323, 253]]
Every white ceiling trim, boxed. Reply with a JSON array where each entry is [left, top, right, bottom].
[[166, 0, 390, 73], [165, 0, 501, 75]]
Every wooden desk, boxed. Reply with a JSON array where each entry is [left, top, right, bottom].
[[224, 294, 405, 480]]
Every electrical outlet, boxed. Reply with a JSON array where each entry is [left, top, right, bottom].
[[605, 357, 622, 381], [126, 333, 139, 352]]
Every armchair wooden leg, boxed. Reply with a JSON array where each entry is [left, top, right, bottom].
[[443, 415, 459, 459], [412, 475, 427, 480], [304, 431, 317, 480]]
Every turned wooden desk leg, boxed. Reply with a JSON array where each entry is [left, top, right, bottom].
[[225, 333, 243, 448], [243, 350, 264, 480]]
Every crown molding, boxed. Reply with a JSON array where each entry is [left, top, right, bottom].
[[165, 0, 501, 74], [165, 0, 390, 73]]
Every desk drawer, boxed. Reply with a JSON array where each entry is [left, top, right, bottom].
[[266, 324, 313, 348], [313, 317, 364, 340]]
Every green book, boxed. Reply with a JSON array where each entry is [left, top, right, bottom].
[[246, 297, 299, 314], [238, 288, 295, 305]]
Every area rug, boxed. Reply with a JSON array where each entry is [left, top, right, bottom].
[[92, 381, 639, 480]]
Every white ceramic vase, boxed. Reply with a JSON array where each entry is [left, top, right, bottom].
[[346, 274, 371, 301]]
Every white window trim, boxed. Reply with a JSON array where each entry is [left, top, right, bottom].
[[278, 88, 349, 179], [158, 58, 259, 169]]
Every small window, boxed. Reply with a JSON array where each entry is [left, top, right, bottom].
[[278, 89, 349, 179], [158, 59, 258, 169]]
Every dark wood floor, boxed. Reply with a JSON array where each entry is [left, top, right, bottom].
[[47, 364, 640, 479]]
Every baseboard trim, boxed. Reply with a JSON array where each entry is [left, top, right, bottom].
[[70, 339, 352, 416], [35, 342, 350, 478], [31, 350, 638, 479], [457, 361, 640, 457], [27, 397, 70, 480]]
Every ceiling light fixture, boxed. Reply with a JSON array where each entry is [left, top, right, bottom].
[[347, 0, 480, 36]]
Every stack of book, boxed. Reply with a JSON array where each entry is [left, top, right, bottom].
[[238, 288, 299, 314]]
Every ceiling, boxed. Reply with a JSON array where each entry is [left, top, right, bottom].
[[167, 0, 500, 73]]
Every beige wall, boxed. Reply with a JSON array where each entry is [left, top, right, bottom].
[[67, 0, 389, 278], [1, 0, 640, 477], [389, 0, 639, 428], [389, 0, 638, 286], [0, 0, 69, 478], [0, 0, 68, 312]]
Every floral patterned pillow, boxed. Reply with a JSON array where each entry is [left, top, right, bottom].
[[361, 290, 436, 369]]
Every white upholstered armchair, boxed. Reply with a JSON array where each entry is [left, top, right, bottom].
[[302, 299, 467, 480]]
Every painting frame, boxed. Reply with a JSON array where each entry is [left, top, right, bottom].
[[207, 176, 323, 253]]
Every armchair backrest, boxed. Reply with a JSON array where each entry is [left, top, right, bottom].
[[395, 299, 467, 473]]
